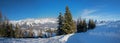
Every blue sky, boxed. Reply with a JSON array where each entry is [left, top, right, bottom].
[[0, 0, 120, 21]]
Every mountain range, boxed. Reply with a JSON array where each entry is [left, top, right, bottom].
[[10, 18, 58, 30]]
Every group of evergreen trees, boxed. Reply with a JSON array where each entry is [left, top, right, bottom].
[[77, 18, 87, 32], [0, 12, 55, 38], [0, 12, 14, 37], [0, 11, 55, 38], [0, 12, 35, 38], [77, 18, 96, 33], [57, 6, 96, 35], [57, 6, 76, 35]]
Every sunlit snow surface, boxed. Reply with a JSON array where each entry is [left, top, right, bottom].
[[67, 21, 120, 43], [0, 21, 120, 43], [0, 34, 73, 43]]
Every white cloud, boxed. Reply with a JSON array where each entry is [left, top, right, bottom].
[[81, 9, 97, 16], [77, 9, 98, 20], [82, 16, 101, 19], [77, 8, 120, 21]]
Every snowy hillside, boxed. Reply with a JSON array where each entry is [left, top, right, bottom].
[[0, 20, 120, 43], [66, 20, 120, 43], [0, 34, 73, 43]]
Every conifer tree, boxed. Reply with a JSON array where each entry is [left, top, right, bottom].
[[88, 19, 96, 29], [57, 6, 76, 35], [62, 6, 76, 34], [0, 12, 4, 36], [7, 24, 14, 37], [77, 18, 87, 32], [82, 19, 87, 32], [57, 12, 64, 35], [15, 24, 20, 38], [77, 18, 83, 32], [3, 16, 10, 37]]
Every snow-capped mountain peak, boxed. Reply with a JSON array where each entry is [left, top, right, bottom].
[[10, 18, 58, 30], [10, 18, 58, 26]]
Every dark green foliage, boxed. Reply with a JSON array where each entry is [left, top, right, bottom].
[[63, 6, 76, 34], [57, 6, 76, 35], [14, 24, 21, 38], [83, 19, 87, 32], [0, 12, 15, 37], [57, 12, 64, 35], [77, 18, 96, 33], [0, 12, 35, 38], [6, 24, 14, 37], [77, 19, 87, 32], [88, 19, 96, 29]]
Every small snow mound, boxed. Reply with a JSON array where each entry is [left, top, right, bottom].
[[59, 34, 74, 42]]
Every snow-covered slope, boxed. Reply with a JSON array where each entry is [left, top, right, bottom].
[[0, 34, 73, 43], [0, 20, 120, 43], [66, 20, 120, 43]]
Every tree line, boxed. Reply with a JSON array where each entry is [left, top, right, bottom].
[[0, 12, 56, 38], [0, 12, 41, 38]]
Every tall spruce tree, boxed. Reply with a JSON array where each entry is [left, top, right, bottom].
[[62, 6, 76, 34], [57, 6, 76, 35]]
